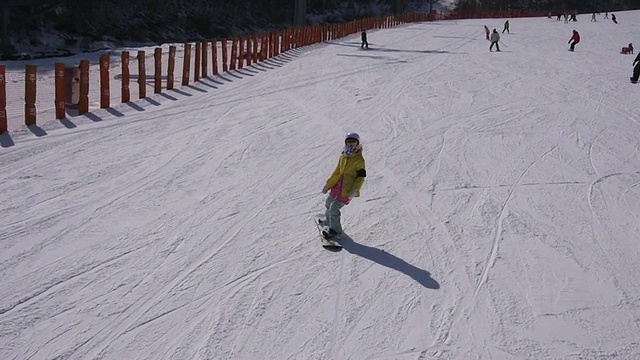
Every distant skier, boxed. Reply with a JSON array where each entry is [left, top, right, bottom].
[[490, 29, 500, 52], [484, 25, 490, 40], [604, 12, 609, 19], [568, 30, 580, 52], [502, 20, 510, 33], [361, 30, 369, 49], [631, 53, 640, 83], [611, 14, 618, 24], [629, 43, 634, 54], [320, 132, 366, 240], [591, 13, 597, 22]]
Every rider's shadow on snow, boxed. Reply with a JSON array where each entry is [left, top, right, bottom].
[[340, 234, 440, 290]]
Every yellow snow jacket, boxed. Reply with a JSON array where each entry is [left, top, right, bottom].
[[324, 146, 366, 199]]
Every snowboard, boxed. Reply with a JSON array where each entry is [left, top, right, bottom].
[[314, 219, 342, 250]]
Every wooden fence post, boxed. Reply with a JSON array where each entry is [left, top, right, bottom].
[[211, 39, 218, 75], [78, 60, 89, 115], [54, 62, 65, 119], [261, 33, 267, 61], [194, 42, 201, 82], [0, 65, 6, 133], [253, 34, 259, 63], [100, 54, 110, 108], [222, 39, 228, 72], [154, 48, 162, 94], [167, 46, 176, 90], [245, 35, 252, 66], [201, 41, 208, 77], [230, 38, 237, 70], [182, 43, 191, 86], [25, 65, 37, 126], [122, 51, 130, 102], [238, 38, 244, 69], [138, 51, 146, 98]]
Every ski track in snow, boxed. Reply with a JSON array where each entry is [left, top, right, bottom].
[[2, 13, 640, 360]]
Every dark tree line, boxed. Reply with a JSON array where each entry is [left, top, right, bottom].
[[4, 0, 640, 47], [4, 0, 420, 44]]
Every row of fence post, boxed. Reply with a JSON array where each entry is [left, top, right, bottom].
[[0, 13, 434, 134]]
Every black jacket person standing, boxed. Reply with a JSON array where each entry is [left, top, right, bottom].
[[361, 31, 369, 49]]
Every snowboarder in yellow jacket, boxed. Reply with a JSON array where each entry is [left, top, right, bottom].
[[320, 132, 366, 239]]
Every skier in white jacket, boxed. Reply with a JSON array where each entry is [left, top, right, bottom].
[[490, 29, 500, 52]]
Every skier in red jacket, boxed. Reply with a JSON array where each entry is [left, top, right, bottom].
[[568, 30, 580, 52]]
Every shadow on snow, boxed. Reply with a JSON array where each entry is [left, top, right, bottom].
[[340, 234, 440, 290]]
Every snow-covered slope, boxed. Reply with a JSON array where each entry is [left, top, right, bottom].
[[1, 11, 640, 360]]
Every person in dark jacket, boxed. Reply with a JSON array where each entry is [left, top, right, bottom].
[[361, 31, 369, 49], [611, 14, 618, 24], [568, 30, 580, 51]]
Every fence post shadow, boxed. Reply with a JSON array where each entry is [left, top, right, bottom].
[[340, 234, 440, 290], [28, 124, 47, 137], [59, 118, 76, 128], [0, 132, 15, 147]]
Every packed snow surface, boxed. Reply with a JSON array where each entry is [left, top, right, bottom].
[[1, 11, 640, 360]]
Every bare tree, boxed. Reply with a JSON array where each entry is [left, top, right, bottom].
[[294, 0, 307, 28], [425, 0, 441, 13]]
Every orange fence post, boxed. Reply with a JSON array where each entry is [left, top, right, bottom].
[[201, 41, 208, 77], [78, 60, 89, 115], [122, 51, 130, 102], [229, 39, 237, 71], [194, 42, 201, 82], [245, 35, 252, 66], [252, 34, 259, 63], [167, 45, 176, 90], [54, 63, 65, 119], [25, 65, 37, 126], [222, 39, 228, 72], [238, 38, 244, 69], [0, 65, 6, 133], [137, 51, 146, 98], [182, 43, 191, 86], [259, 33, 265, 61], [264, 33, 269, 59], [100, 54, 110, 108], [211, 40, 218, 75], [154, 48, 162, 94]]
